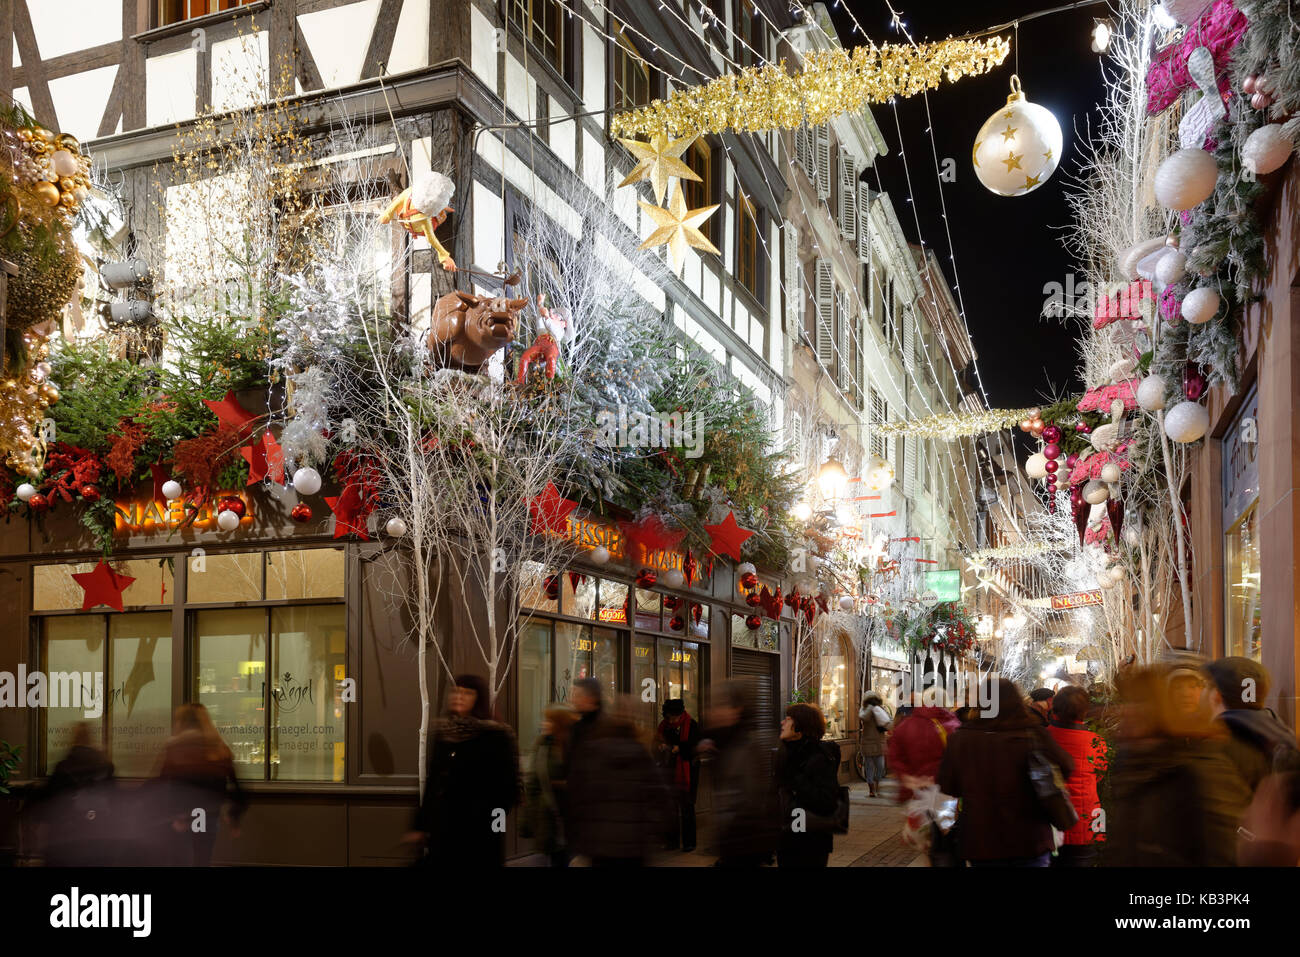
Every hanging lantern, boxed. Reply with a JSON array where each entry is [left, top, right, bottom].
[[972, 75, 1063, 196]]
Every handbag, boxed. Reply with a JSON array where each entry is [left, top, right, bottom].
[[1026, 734, 1079, 832]]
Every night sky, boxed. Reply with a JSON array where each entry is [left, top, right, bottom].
[[828, 0, 1109, 412]]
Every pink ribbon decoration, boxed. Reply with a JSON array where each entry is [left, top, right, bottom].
[[1145, 0, 1248, 115]]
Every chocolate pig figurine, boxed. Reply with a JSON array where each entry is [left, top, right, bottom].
[[427, 278, 529, 373]]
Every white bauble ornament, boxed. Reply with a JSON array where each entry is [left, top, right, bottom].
[[590, 545, 610, 566], [1137, 375, 1167, 412], [736, 561, 757, 578], [1162, 0, 1212, 25], [1242, 124, 1293, 176], [1100, 462, 1122, 484], [1025, 452, 1048, 480], [291, 467, 322, 496], [1098, 574, 1115, 590], [838, 595, 855, 612], [385, 517, 408, 537], [1083, 479, 1109, 505], [161, 480, 183, 501], [1109, 565, 1126, 583], [216, 509, 241, 532], [1164, 401, 1210, 442], [1123, 525, 1142, 547], [663, 568, 685, 589], [972, 76, 1063, 197], [1155, 250, 1187, 286], [1181, 287, 1220, 324], [15, 483, 36, 502], [1154, 148, 1218, 210], [50, 149, 79, 178]]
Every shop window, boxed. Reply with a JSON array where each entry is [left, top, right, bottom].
[[266, 548, 346, 600], [34, 559, 174, 611], [634, 589, 661, 631], [736, 191, 761, 301], [154, 0, 255, 28], [517, 621, 552, 773], [193, 604, 346, 782], [40, 612, 173, 776], [681, 139, 718, 248], [1225, 503, 1262, 660], [520, 562, 560, 611], [509, 0, 566, 76], [555, 621, 620, 704], [565, 573, 597, 619], [818, 634, 849, 739], [188, 547, 344, 603], [599, 579, 629, 625], [731, 613, 779, 651], [657, 638, 702, 717], [188, 551, 263, 604], [610, 21, 651, 115]]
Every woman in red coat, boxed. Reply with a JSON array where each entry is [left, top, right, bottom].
[[1047, 685, 1107, 866]]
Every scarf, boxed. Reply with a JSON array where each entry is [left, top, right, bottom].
[[659, 713, 694, 790], [435, 712, 494, 744]]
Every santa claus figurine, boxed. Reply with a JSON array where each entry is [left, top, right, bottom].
[[379, 168, 457, 271], [516, 295, 576, 383]]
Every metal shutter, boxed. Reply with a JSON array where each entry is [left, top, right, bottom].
[[732, 648, 781, 743], [815, 258, 835, 369]]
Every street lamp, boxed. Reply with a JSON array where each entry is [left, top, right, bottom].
[[817, 456, 849, 498]]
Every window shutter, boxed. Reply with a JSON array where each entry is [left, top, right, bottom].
[[856, 182, 871, 263], [903, 305, 915, 372], [853, 309, 864, 402], [791, 410, 803, 465], [839, 152, 857, 242], [815, 258, 834, 369], [784, 220, 802, 329], [836, 291, 850, 390], [814, 125, 831, 200], [795, 127, 810, 177], [904, 434, 917, 498]]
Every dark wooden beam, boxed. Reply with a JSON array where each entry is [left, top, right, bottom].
[[295, 21, 325, 92], [121, 0, 146, 130], [0, 2, 13, 100], [11, 1, 56, 123], [362, 0, 403, 79]]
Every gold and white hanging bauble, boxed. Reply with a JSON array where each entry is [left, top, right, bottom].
[[972, 75, 1063, 197]]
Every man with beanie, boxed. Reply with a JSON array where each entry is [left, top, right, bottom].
[[1028, 688, 1055, 727], [1204, 657, 1300, 793]]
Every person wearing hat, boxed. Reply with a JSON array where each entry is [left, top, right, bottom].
[[1204, 657, 1300, 794], [655, 698, 700, 852], [1028, 688, 1055, 727]]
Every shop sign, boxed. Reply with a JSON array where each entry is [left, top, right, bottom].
[[114, 491, 253, 535], [923, 569, 961, 603], [1221, 384, 1259, 527], [565, 514, 688, 575], [1050, 590, 1103, 610], [598, 607, 628, 624]]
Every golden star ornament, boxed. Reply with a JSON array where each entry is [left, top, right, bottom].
[[638, 182, 719, 272], [617, 132, 701, 205]]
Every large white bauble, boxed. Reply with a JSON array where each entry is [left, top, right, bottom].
[[590, 545, 610, 566], [1154, 148, 1218, 210], [161, 480, 183, 501], [385, 517, 408, 537], [1100, 462, 1122, 484], [972, 77, 1063, 197], [1025, 452, 1048, 479], [839, 595, 855, 611], [1137, 375, 1167, 412], [216, 509, 241, 532], [1083, 479, 1110, 505], [1109, 565, 1126, 583], [15, 483, 36, 502], [1162, 0, 1212, 24], [1181, 286, 1220, 324], [1164, 401, 1210, 443], [1098, 574, 1115, 590], [1242, 124, 1294, 176], [663, 568, 685, 589], [291, 466, 322, 496], [1155, 250, 1187, 286]]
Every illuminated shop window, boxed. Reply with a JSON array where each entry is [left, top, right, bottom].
[[1224, 503, 1261, 661]]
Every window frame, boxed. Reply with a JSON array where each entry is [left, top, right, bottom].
[[608, 18, 657, 117], [505, 0, 577, 89], [681, 137, 722, 252], [152, 0, 259, 29], [735, 188, 763, 304]]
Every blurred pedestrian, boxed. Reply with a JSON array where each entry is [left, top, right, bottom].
[[1105, 661, 1251, 866], [775, 702, 840, 868], [32, 722, 119, 866], [1047, 685, 1107, 866], [857, 693, 891, 797], [1204, 657, 1300, 793], [937, 678, 1074, 867], [1028, 688, 1055, 727], [523, 704, 577, 867], [410, 674, 520, 868], [156, 703, 247, 866], [888, 693, 961, 866], [566, 692, 665, 866], [655, 698, 699, 852], [701, 679, 777, 867]]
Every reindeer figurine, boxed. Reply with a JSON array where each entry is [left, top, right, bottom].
[[516, 294, 576, 383]]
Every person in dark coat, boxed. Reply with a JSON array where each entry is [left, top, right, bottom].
[[410, 674, 521, 868], [565, 692, 665, 866], [655, 698, 700, 852], [937, 678, 1074, 867], [154, 703, 248, 866], [1028, 688, 1055, 727], [1105, 660, 1251, 866], [1204, 657, 1300, 793], [1046, 685, 1107, 866], [700, 679, 777, 867], [775, 702, 839, 868], [523, 704, 577, 867], [33, 722, 119, 866]]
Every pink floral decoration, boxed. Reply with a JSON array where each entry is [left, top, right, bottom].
[[1092, 280, 1153, 329], [1068, 442, 1133, 486], [1160, 286, 1181, 321], [1145, 0, 1248, 115], [1085, 517, 1114, 546], [1078, 381, 1138, 412]]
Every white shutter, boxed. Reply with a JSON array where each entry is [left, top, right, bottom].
[[795, 127, 810, 177], [784, 220, 802, 329], [853, 308, 864, 401], [839, 152, 857, 242], [815, 258, 834, 369], [814, 125, 831, 200], [904, 434, 917, 498], [856, 182, 872, 263], [836, 291, 850, 390], [903, 305, 915, 372]]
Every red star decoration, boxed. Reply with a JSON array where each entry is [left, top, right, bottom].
[[241, 431, 285, 485], [203, 390, 258, 441], [150, 462, 173, 505], [528, 482, 578, 536], [325, 483, 371, 540], [72, 560, 137, 612], [618, 513, 686, 562], [704, 510, 753, 561]]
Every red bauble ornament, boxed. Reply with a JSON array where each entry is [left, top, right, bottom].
[[544, 574, 560, 600], [290, 503, 313, 523], [28, 493, 50, 512], [218, 496, 246, 518], [668, 615, 684, 631], [79, 484, 101, 502], [745, 592, 762, 607], [663, 595, 683, 611], [1043, 443, 1061, 460], [1042, 425, 1062, 444], [1044, 460, 1059, 474], [739, 571, 759, 589], [1065, 453, 1079, 469], [744, 614, 762, 631], [635, 568, 657, 588], [1184, 363, 1208, 402]]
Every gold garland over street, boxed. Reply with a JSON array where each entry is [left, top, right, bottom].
[[875, 407, 1038, 439], [610, 37, 1010, 140]]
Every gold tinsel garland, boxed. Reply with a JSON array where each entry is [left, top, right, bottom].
[[874, 407, 1038, 439], [609, 37, 1010, 139]]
